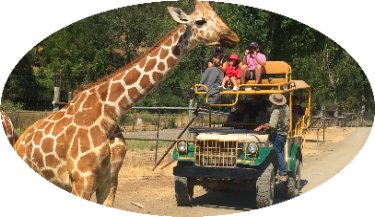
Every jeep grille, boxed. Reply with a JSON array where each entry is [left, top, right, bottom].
[[195, 140, 241, 167]]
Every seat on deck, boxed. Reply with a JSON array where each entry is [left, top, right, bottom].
[[235, 61, 292, 85], [194, 61, 295, 104]]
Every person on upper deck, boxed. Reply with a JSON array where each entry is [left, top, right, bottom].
[[198, 46, 227, 103], [240, 42, 267, 91], [219, 52, 241, 91], [206, 46, 227, 72]]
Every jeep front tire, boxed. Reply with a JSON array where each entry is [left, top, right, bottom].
[[175, 176, 194, 206], [256, 161, 275, 208]]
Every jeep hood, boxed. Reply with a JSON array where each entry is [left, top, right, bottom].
[[196, 133, 269, 143]]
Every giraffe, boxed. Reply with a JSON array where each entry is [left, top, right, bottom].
[[13, 0, 239, 206], [1, 110, 18, 146]]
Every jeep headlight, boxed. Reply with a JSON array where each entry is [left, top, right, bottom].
[[177, 141, 187, 153], [247, 142, 258, 154]]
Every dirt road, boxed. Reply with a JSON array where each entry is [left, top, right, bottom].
[[300, 127, 371, 193], [98, 127, 370, 216]]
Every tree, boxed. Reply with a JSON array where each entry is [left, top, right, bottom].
[[2, 52, 42, 109], [1, 1, 373, 114]]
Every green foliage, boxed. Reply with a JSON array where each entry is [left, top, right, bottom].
[[1, 52, 48, 109], [0, 100, 23, 110], [1, 1, 373, 114]]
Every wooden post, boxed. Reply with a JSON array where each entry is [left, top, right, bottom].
[[68, 91, 72, 102], [52, 87, 60, 112], [188, 93, 196, 138], [188, 96, 194, 121], [155, 110, 161, 164], [52, 69, 62, 112]]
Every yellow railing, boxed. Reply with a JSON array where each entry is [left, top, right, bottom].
[[194, 81, 298, 107]]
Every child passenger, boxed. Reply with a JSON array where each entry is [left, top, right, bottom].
[[219, 53, 241, 91]]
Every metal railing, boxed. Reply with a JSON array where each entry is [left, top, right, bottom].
[[195, 140, 241, 167]]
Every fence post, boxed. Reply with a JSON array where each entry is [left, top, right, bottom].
[[188, 98, 194, 122], [68, 91, 72, 102], [52, 87, 60, 112], [52, 69, 62, 112], [334, 108, 339, 126], [188, 95, 196, 138], [360, 105, 365, 127], [320, 106, 326, 127], [154, 110, 161, 164]]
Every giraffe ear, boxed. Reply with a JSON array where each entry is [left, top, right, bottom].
[[167, 7, 189, 24]]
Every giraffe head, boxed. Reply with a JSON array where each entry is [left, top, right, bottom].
[[167, 0, 239, 49]]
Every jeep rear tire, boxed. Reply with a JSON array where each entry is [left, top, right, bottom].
[[256, 161, 275, 208], [285, 157, 301, 198], [175, 176, 194, 206]]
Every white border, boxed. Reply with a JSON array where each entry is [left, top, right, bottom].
[[0, 1, 374, 217]]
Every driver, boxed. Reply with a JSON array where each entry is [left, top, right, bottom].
[[254, 94, 290, 182]]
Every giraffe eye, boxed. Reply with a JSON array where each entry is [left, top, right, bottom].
[[195, 19, 206, 26]]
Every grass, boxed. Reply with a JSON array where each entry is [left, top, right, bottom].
[[126, 140, 171, 151]]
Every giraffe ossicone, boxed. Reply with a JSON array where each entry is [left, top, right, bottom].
[[13, 0, 239, 206]]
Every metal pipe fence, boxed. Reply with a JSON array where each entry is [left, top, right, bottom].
[[5, 106, 229, 134], [5, 107, 373, 135], [311, 109, 373, 128], [4, 107, 372, 167]]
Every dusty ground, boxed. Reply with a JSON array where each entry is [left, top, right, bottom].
[[92, 127, 370, 216]]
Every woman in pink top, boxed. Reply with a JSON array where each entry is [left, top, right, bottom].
[[240, 42, 267, 90], [219, 53, 241, 91]]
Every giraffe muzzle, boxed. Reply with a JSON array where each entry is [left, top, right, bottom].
[[219, 32, 240, 49], [206, 32, 240, 48]]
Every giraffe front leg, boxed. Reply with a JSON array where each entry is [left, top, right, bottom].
[[96, 126, 127, 207], [68, 152, 101, 201], [70, 170, 97, 201]]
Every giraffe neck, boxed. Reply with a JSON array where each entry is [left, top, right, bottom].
[[101, 24, 194, 119]]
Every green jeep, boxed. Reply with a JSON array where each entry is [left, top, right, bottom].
[[173, 61, 311, 208]]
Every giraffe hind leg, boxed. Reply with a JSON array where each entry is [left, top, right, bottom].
[[96, 126, 127, 207]]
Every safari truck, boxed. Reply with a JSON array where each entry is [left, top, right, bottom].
[[172, 61, 311, 208]]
